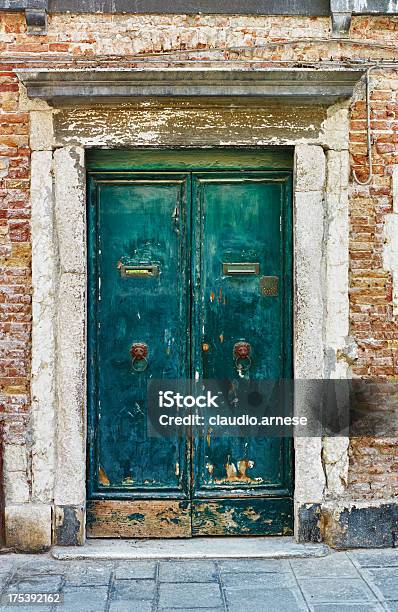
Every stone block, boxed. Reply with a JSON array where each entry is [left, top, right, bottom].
[[296, 503, 322, 543], [222, 571, 296, 588], [64, 561, 113, 586], [30, 111, 54, 151], [294, 438, 325, 505], [110, 602, 152, 612], [366, 567, 398, 601], [326, 149, 349, 195], [6, 575, 62, 593], [322, 502, 398, 549], [218, 559, 291, 574], [112, 579, 155, 601], [5, 504, 52, 552], [3, 444, 27, 472], [295, 145, 326, 191], [31, 150, 56, 504], [322, 437, 349, 497], [298, 577, 375, 603], [4, 471, 30, 504], [225, 586, 307, 612], [349, 550, 398, 568], [158, 560, 217, 583], [294, 191, 325, 378], [290, 552, 358, 578], [158, 582, 222, 608], [54, 146, 86, 274], [54, 273, 86, 507], [63, 586, 108, 609], [113, 561, 156, 580], [54, 505, 85, 546], [321, 104, 349, 150]]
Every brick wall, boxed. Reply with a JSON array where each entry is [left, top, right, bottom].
[[0, 58, 30, 461], [349, 70, 398, 499], [0, 11, 397, 505]]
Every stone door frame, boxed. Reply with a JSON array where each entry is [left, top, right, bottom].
[[5, 90, 353, 548]]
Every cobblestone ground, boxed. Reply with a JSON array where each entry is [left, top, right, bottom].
[[0, 549, 397, 611]]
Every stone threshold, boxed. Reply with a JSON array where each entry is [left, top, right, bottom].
[[52, 537, 329, 560]]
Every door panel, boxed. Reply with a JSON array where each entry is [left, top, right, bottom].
[[88, 174, 190, 501], [87, 500, 191, 538], [191, 173, 293, 535], [87, 151, 293, 538], [194, 174, 289, 380], [192, 497, 293, 536]]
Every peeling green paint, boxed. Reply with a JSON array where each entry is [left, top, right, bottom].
[[87, 149, 293, 536]]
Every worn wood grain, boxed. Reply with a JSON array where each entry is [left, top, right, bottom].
[[87, 500, 191, 538], [192, 498, 293, 536]]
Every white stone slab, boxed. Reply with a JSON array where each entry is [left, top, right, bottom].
[[52, 537, 329, 560]]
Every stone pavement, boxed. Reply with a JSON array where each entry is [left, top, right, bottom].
[[0, 548, 397, 611]]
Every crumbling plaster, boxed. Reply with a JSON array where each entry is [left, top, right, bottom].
[[5, 88, 357, 550]]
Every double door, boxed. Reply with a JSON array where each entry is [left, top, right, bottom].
[[87, 150, 293, 537]]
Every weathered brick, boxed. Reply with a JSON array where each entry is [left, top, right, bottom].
[[0, 10, 396, 516]]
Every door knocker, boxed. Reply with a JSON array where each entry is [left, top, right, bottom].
[[233, 341, 252, 374], [130, 342, 149, 372]]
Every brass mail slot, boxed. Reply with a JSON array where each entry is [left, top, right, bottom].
[[120, 264, 159, 278], [222, 262, 260, 276]]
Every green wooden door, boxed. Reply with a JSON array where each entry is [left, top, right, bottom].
[[87, 150, 293, 538]]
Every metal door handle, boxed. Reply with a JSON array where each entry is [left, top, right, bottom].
[[233, 341, 252, 373], [130, 342, 148, 372]]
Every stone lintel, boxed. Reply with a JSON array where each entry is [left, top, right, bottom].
[[16, 69, 365, 106]]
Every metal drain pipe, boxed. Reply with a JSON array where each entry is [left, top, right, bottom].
[[353, 63, 398, 186]]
